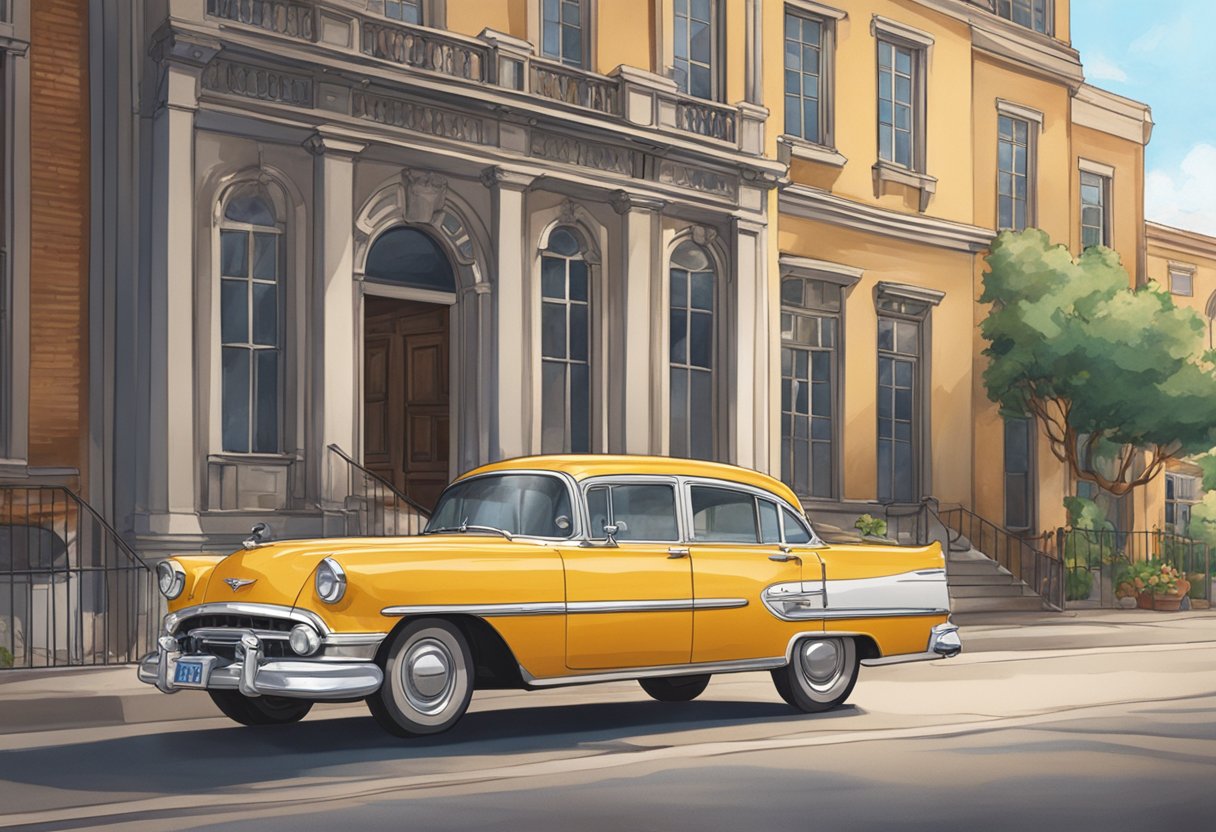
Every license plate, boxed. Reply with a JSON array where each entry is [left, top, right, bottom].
[[174, 660, 205, 687]]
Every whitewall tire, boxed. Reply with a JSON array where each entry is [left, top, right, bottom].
[[367, 618, 475, 737], [771, 637, 859, 713]]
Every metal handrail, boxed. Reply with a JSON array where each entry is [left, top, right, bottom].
[[326, 444, 433, 519]]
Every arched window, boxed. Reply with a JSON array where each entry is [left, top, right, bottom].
[[669, 240, 715, 460], [365, 226, 456, 293], [540, 226, 590, 454], [220, 190, 282, 453]]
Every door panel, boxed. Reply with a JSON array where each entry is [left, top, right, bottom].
[[402, 330, 449, 510], [363, 332, 396, 484], [561, 545, 693, 669], [690, 543, 803, 663]]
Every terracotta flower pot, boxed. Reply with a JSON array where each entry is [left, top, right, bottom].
[[1154, 594, 1184, 612], [1136, 591, 1154, 610]]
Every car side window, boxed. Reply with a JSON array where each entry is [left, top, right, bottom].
[[781, 507, 813, 545], [586, 483, 680, 542], [690, 486, 760, 543], [758, 500, 782, 544]]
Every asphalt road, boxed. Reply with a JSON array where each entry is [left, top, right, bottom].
[[3, 614, 1216, 831]]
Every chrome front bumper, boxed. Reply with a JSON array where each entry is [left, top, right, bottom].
[[138, 632, 384, 700], [859, 622, 963, 667]]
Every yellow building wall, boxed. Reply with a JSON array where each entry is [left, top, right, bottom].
[[595, 0, 655, 74], [777, 215, 974, 506], [1071, 123, 1145, 278], [771, 0, 975, 226], [446, 0, 527, 39]]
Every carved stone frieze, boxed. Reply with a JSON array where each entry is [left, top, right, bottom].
[[352, 91, 486, 144], [657, 160, 738, 200], [528, 130, 633, 176]]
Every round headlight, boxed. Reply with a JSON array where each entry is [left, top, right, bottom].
[[289, 623, 321, 656], [315, 557, 346, 604], [156, 560, 184, 600]]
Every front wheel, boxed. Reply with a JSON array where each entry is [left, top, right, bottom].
[[208, 690, 313, 726], [367, 618, 475, 738], [639, 674, 711, 702], [772, 637, 858, 713]]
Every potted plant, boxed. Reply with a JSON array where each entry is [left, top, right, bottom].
[[1115, 560, 1189, 611], [853, 514, 892, 544]]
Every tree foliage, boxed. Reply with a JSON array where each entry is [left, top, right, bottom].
[[981, 229, 1216, 497]]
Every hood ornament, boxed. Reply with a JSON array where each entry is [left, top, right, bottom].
[[242, 522, 272, 550], [224, 577, 257, 592]]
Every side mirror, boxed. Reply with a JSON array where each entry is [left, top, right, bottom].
[[602, 523, 620, 547], [242, 522, 272, 550], [555, 515, 572, 532]]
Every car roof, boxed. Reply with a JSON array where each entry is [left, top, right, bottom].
[[456, 455, 804, 511]]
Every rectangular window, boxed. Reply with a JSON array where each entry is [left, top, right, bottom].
[[877, 315, 920, 503], [1004, 417, 1033, 531], [994, 0, 1051, 35], [383, 0, 422, 23], [1169, 267, 1194, 297], [540, 247, 591, 455], [1165, 473, 1199, 534], [587, 483, 680, 542], [674, 0, 718, 100], [1080, 170, 1110, 249], [783, 9, 826, 144], [542, 0, 587, 67], [877, 39, 918, 170], [690, 486, 760, 543], [780, 277, 840, 500], [998, 115, 1032, 231]]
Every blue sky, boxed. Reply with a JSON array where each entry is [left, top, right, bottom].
[[1070, 0, 1216, 234]]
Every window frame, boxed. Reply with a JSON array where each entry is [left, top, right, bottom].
[[217, 189, 286, 456], [673, 0, 724, 102], [540, 0, 593, 68], [431, 469, 581, 540], [1003, 415, 1035, 532], [997, 114, 1034, 232], [872, 22, 930, 175], [1079, 165, 1112, 249], [993, 0, 1054, 36], [582, 476, 684, 544], [668, 236, 720, 462], [1168, 263, 1195, 297], [539, 224, 594, 455], [781, 6, 835, 148], [1165, 472, 1200, 535], [381, 0, 425, 25]]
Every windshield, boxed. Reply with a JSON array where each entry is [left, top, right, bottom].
[[425, 474, 574, 538]]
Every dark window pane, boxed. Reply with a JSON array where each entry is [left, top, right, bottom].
[[548, 227, 581, 256], [569, 303, 588, 362], [252, 233, 278, 281], [221, 278, 247, 344], [251, 282, 278, 347], [896, 321, 919, 355], [671, 267, 688, 309], [781, 278, 803, 306], [586, 486, 610, 538], [670, 367, 689, 458], [878, 319, 894, 352], [225, 193, 275, 225], [812, 442, 832, 498], [541, 256, 566, 299], [690, 369, 713, 460], [570, 363, 590, 453], [689, 311, 713, 369], [759, 500, 781, 543], [366, 227, 455, 292], [612, 484, 679, 541], [542, 302, 567, 359], [877, 439, 892, 501], [690, 64, 712, 99], [782, 508, 812, 544], [568, 260, 588, 301], [670, 308, 687, 364], [691, 486, 758, 542], [222, 347, 250, 453], [253, 349, 279, 453], [690, 271, 714, 310], [562, 26, 582, 64], [541, 361, 567, 453], [221, 231, 248, 277], [894, 440, 914, 501]]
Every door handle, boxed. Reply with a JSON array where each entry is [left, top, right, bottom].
[[769, 554, 801, 563], [667, 547, 690, 559]]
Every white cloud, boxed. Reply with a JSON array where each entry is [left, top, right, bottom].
[[1146, 143, 1216, 236], [1129, 23, 1170, 55], [1085, 52, 1128, 82]]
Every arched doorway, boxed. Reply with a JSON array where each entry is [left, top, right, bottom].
[[362, 226, 456, 510]]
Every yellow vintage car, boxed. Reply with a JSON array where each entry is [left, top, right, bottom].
[[139, 455, 960, 736]]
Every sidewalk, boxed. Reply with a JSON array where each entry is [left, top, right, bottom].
[[3, 609, 1215, 735]]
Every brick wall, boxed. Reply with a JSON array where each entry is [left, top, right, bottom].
[[27, 0, 89, 478]]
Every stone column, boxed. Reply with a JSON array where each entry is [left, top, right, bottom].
[[308, 129, 365, 507], [481, 166, 534, 460], [140, 34, 218, 538], [730, 217, 769, 472], [610, 191, 665, 454]]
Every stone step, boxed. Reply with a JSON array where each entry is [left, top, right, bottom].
[[946, 559, 1015, 576], [949, 584, 1039, 598], [948, 573, 1022, 586], [951, 595, 1051, 613]]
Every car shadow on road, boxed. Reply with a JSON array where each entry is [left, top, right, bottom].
[[0, 698, 864, 801]]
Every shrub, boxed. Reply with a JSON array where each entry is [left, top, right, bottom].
[[854, 514, 887, 538], [1066, 567, 1094, 601]]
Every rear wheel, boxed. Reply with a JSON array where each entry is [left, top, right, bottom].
[[772, 637, 858, 713], [367, 618, 475, 738], [639, 674, 711, 702], [208, 690, 313, 726]]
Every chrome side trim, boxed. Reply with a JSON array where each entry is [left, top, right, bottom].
[[816, 607, 949, 619], [521, 655, 787, 688], [380, 599, 747, 617], [164, 603, 331, 636], [381, 602, 566, 618], [860, 622, 962, 666]]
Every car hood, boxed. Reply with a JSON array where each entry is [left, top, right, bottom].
[[197, 534, 544, 608]]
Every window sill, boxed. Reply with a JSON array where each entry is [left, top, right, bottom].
[[778, 136, 847, 168], [208, 453, 299, 466], [872, 160, 937, 212]]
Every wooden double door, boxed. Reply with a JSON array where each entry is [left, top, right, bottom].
[[364, 297, 450, 511]]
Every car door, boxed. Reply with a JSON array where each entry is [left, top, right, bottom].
[[560, 479, 692, 670], [686, 484, 807, 664]]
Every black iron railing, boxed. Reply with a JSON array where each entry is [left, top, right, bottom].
[[928, 503, 1065, 610], [1047, 528, 1213, 608], [0, 486, 155, 669], [327, 445, 431, 537]]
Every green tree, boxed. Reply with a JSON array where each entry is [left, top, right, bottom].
[[981, 229, 1216, 498]]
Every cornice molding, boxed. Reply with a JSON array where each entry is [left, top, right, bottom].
[[1146, 222, 1216, 262], [1071, 84, 1153, 145], [780, 184, 994, 253]]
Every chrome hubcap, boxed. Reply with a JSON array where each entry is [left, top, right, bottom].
[[799, 639, 843, 690], [402, 638, 456, 715]]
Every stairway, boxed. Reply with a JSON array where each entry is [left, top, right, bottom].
[[945, 535, 1054, 613]]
